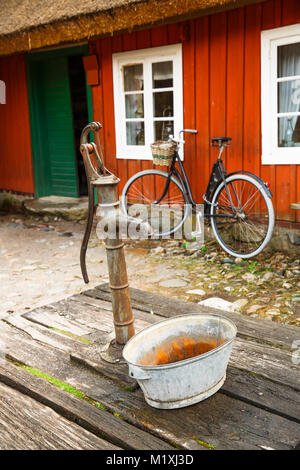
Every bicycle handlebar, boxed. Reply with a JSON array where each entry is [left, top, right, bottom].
[[181, 129, 198, 134], [169, 129, 198, 146]]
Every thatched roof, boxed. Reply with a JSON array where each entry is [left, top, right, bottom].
[[0, 0, 266, 56]]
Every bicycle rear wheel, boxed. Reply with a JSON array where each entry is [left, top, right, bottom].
[[121, 170, 188, 237], [210, 173, 274, 258]]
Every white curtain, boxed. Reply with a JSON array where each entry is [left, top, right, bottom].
[[278, 43, 300, 145]]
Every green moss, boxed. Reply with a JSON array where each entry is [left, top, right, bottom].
[[94, 402, 108, 411], [118, 384, 136, 392], [15, 363, 109, 410], [193, 437, 216, 450], [49, 327, 92, 344]]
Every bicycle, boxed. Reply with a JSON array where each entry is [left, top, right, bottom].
[[121, 130, 275, 258]]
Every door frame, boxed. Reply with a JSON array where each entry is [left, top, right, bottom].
[[26, 44, 93, 198]]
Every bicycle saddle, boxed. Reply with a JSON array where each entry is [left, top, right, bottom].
[[211, 137, 232, 146]]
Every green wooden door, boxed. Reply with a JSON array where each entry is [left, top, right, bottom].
[[42, 57, 78, 197], [27, 46, 91, 198]]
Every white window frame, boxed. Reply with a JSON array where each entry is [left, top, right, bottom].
[[112, 44, 183, 160], [261, 24, 300, 165]]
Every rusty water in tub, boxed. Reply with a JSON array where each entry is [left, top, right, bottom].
[[139, 336, 224, 366]]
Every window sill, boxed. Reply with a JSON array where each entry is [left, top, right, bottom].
[[116, 153, 153, 160], [262, 152, 300, 165]]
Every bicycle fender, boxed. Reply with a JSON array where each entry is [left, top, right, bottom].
[[226, 171, 273, 198]]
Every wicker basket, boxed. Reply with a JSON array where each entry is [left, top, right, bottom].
[[150, 140, 176, 166]]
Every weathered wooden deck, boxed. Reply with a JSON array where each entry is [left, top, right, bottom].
[[0, 284, 299, 450]]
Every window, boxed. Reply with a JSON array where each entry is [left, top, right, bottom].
[[112, 44, 183, 159], [261, 24, 300, 164]]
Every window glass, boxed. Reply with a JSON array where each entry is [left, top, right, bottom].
[[123, 64, 143, 91], [152, 61, 173, 88], [154, 121, 174, 141], [126, 122, 144, 146], [153, 91, 173, 117], [125, 94, 144, 118], [277, 43, 300, 77], [277, 42, 300, 147]]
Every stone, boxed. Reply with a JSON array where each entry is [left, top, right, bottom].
[[283, 282, 292, 289], [152, 247, 166, 254], [265, 309, 281, 316], [225, 273, 236, 279], [7, 223, 25, 229], [186, 289, 206, 296], [242, 273, 256, 283], [221, 257, 234, 264], [246, 304, 264, 314], [224, 286, 234, 292], [198, 297, 237, 312], [234, 257, 243, 264], [159, 279, 188, 288], [24, 196, 88, 222], [262, 272, 273, 281], [232, 299, 248, 310], [58, 232, 73, 237]]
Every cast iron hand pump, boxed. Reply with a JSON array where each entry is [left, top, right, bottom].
[[79, 121, 151, 344]]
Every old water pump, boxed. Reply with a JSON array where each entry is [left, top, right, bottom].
[[79, 122, 151, 345]]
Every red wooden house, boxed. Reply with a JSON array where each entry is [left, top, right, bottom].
[[0, 0, 299, 224]]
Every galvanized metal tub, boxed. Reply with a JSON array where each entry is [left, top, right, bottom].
[[123, 313, 237, 409]]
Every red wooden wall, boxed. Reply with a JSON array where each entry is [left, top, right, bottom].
[[0, 54, 34, 194], [89, 0, 300, 223]]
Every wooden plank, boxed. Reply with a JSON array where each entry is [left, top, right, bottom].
[[70, 341, 138, 389], [1, 300, 299, 450], [223, 366, 300, 423], [282, 0, 300, 25], [0, 381, 120, 450], [0, 322, 118, 398], [100, 36, 117, 176], [260, 0, 281, 207], [209, 12, 227, 171], [23, 305, 93, 337], [98, 382, 300, 451], [182, 20, 196, 199], [230, 337, 300, 391], [4, 314, 76, 352], [0, 362, 172, 450], [195, 15, 210, 203], [88, 284, 300, 352], [226, 8, 245, 174], [243, 3, 261, 179], [0, 55, 34, 194], [23, 296, 155, 336]]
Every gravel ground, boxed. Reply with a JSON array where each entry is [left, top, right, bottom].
[[0, 212, 299, 327]]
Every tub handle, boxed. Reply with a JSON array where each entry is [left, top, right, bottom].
[[129, 367, 151, 381]]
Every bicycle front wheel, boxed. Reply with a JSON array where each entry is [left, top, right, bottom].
[[210, 173, 274, 258], [121, 170, 188, 237]]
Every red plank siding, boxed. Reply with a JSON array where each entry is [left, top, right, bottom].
[[226, 7, 245, 175], [195, 16, 210, 203], [0, 54, 33, 194], [89, 0, 299, 222]]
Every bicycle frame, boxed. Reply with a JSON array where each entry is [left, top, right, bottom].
[[155, 142, 272, 220], [157, 149, 230, 217]]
